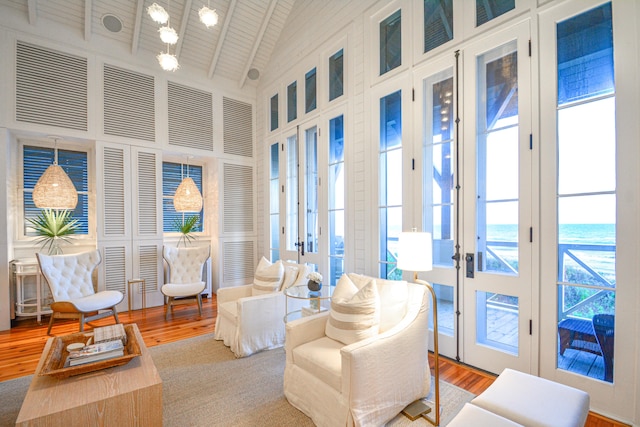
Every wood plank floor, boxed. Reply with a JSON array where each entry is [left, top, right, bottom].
[[0, 295, 628, 427]]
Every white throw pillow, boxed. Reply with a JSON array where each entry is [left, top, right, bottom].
[[347, 273, 408, 332], [252, 257, 284, 296], [375, 278, 408, 332], [325, 274, 380, 345], [279, 265, 300, 291]]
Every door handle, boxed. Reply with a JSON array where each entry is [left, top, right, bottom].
[[465, 253, 474, 278], [295, 240, 305, 256]]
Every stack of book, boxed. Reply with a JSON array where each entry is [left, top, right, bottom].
[[67, 340, 124, 366], [93, 324, 128, 346]]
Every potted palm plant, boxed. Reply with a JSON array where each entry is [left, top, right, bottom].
[[26, 209, 79, 255], [173, 215, 199, 247]]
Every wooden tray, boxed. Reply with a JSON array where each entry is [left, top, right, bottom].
[[39, 323, 142, 379]]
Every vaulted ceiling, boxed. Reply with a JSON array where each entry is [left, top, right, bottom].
[[1, 0, 296, 88]]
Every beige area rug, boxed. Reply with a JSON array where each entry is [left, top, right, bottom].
[[0, 334, 473, 426]]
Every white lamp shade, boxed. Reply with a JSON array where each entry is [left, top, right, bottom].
[[199, 6, 218, 28], [32, 164, 78, 210], [397, 232, 433, 272], [173, 177, 203, 212]]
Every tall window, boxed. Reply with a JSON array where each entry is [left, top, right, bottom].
[[329, 49, 344, 101], [285, 135, 298, 252], [380, 10, 402, 75], [23, 145, 89, 235], [270, 94, 279, 131], [287, 81, 297, 123], [424, 0, 453, 53], [476, 0, 514, 27], [379, 91, 402, 279], [305, 68, 317, 114], [556, 3, 616, 383], [162, 162, 203, 233], [328, 115, 345, 286], [269, 143, 280, 261], [476, 40, 519, 275]]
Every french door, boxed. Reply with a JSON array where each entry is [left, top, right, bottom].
[[281, 119, 325, 275], [461, 24, 533, 374], [417, 22, 533, 373]]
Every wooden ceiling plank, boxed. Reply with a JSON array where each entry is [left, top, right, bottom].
[[208, 0, 237, 79], [175, 0, 192, 58], [238, 0, 277, 88], [84, 0, 92, 41], [27, 0, 37, 25], [132, 0, 144, 55]]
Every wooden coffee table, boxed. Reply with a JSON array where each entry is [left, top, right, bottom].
[[16, 323, 162, 426]]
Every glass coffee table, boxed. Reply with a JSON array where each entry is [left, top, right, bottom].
[[284, 284, 334, 323]]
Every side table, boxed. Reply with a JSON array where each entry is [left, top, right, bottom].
[[284, 284, 333, 323], [127, 278, 146, 313]]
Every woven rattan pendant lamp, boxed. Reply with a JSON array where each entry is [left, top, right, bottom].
[[32, 138, 78, 210], [173, 158, 202, 212]]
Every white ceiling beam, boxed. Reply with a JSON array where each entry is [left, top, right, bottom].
[[131, 0, 144, 55], [175, 0, 192, 58], [84, 0, 92, 41], [27, 0, 37, 25], [238, 0, 277, 88], [208, 0, 237, 79]]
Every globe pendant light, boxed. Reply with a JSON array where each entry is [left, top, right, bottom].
[[199, 1, 219, 28], [32, 138, 78, 210], [174, 160, 202, 212], [147, 3, 169, 24]]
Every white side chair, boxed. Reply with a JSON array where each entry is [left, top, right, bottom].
[[37, 250, 124, 335], [162, 245, 210, 319]]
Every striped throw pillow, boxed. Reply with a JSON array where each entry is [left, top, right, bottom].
[[325, 274, 380, 345], [251, 257, 284, 296]]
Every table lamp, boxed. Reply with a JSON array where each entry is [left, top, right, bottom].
[[397, 231, 440, 426]]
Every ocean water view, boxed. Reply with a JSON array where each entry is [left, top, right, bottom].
[[487, 223, 615, 245]]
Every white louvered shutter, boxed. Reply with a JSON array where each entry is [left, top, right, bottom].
[[222, 240, 255, 286], [223, 97, 253, 157], [223, 162, 254, 233], [167, 81, 213, 151]]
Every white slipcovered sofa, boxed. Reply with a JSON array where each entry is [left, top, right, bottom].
[[214, 257, 311, 357], [284, 273, 431, 427]]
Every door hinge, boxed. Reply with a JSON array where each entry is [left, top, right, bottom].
[[529, 227, 533, 243], [281, 143, 284, 151], [528, 39, 532, 57], [412, 88, 415, 101], [529, 319, 532, 335], [529, 133, 533, 150], [281, 185, 284, 193], [282, 226, 284, 234], [412, 158, 415, 170], [318, 127, 321, 137]]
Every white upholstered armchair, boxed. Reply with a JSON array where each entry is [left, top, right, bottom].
[[37, 250, 124, 335], [162, 245, 210, 319], [215, 257, 310, 357], [284, 275, 431, 427]]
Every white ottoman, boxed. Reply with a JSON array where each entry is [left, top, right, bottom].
[[471, 368, 590, 427], [448, 403, 524, 427]]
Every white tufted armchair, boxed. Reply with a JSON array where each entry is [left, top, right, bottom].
[[162, 245, 210, 319], [37, 250, 124, 335]]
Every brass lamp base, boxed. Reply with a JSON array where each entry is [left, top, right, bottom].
[[401, 399, 432, 421]]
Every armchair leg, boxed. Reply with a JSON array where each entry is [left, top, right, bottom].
[[79, 313, 85, 332], [197, 294, 203, 316], [165, 297, 174, 320], [112, 307, 120, 324], [47, 314, 56, 336]]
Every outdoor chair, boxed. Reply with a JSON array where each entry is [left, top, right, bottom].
[[592, 314, 615, 382]]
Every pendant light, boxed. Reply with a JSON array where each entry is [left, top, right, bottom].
[[32, 137, 78, 210], [199, 1, 219, 28], [174, 158, 203, 212]]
